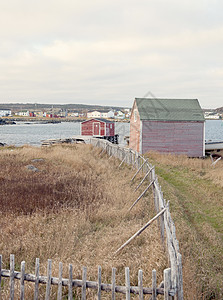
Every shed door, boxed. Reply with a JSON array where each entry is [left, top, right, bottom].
[[93, 122, 100, 135]]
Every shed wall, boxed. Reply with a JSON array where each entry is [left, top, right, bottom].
[[141, 121, 204, 157], [81, 119, 114, 136], [129, 102, 141, 152]]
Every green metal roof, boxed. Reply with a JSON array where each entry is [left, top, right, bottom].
[[135, 98, 205, 122]]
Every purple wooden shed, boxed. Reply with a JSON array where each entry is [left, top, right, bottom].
[[129, 98, 205, 157]]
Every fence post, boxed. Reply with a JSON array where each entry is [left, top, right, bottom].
[[164, 268, 171, 300], [112, 268, 116, 300], [82, 267, 87, 300], [0, 255, 2, 299], [138, 269, 143, 300], [34, 258, 39, 300], [177, 254, 183, 300], [45, 259, 52, 300], [10, 254, 15, 300], [97, 266, 101, 300], [57, 262, 63, 300], [125, 267, 130, 300], [68, 264, 73, 300], [20, 261, 25, 300], [152, 269, 157, 300]]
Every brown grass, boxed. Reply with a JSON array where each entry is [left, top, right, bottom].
[[0, 145, 167, 299]]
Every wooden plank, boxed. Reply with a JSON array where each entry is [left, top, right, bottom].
[[152, 269, 156, 300], [164, 268, 171, 300], [97, 266, 101, 300], [135, 168, 154, 191], [125, 267, 130, 300], [20, 261, 25, 300], [57, 262, 63, 300], [112, 268, 116, 300], [45, 259, 52, 300], [138, 269, 143, 300], [115, 208, 166, 254], [10, 254, 15, 300], [34, 258, 39, 300], [82, 267, 87, 300], [129, 180, 155, 211], [68, 264, 73, 300]]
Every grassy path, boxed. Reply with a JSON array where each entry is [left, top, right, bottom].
[[147, 154, 223, 299]]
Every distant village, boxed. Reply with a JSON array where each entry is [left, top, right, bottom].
[[0, 106, 223, 121], [0, 107, 131, 121]]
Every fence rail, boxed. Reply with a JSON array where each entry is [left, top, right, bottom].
[[0, 254, 175, 299], [89, 138, 183, 300]]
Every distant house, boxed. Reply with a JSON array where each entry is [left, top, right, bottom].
[[129, 98, 205, 157], [87, 110, 114, 119], [69, 112, 79, 117], [0, 109, 11, 117], [204, 112, 220, 119], [35, 111, 44, 117], [100, 110, 115, 119], [15, 111, 30, 117], [81, 118, 115, 136], [87, 111, 101, 119], [115, 111, 125, 119]]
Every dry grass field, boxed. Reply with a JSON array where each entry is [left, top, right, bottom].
[[0, 145, 167, 299], [146, 152, 223, 300]]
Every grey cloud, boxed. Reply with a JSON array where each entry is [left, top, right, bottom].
[[0, 0, 223, 107]]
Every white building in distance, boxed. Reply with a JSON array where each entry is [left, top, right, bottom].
[[0, 109, 11, 117]]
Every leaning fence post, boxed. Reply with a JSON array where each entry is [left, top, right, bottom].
[[164, 268, 171, 300], [138, 269, 143, 300], [10, 254, 15, 300], [131, 159, 148, 182], [125, 267, 130, 300], [20, 261, 25, 300], [57, 262, 63, 300], [45, 259, 52, 300], [129, 180, 154, 211], [112, 268, 116, 300]]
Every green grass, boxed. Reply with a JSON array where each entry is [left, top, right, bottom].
[[149, 160, 223, 299]]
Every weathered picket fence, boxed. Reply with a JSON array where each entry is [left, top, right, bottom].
[[0, 254, 174, 299], [89, 138, 183, 299]]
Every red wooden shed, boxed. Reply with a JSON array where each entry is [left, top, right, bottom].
[[129, 98, 205, 157], [81, 118, 115, 137]]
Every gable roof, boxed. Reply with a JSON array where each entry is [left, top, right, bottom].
[[81, 118, 114, 124], [134, 98, 205, 122]]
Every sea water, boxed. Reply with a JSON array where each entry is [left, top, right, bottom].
[[0, 121, 130, 146], [0, 120, 222, 147]]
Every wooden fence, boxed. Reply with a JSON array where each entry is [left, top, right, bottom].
[[0, 254, 175, 299], [0, 139, 183, 299], [89, 138, 183, 299]]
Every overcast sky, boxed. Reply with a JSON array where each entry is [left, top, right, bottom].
[[0, 0, 222, 108]]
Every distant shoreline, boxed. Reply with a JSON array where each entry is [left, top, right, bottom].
[[0, 117, 130, 124]]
